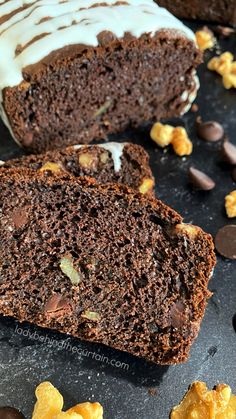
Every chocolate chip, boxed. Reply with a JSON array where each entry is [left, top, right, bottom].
[[21, 132, 33, 147], [11, 207, 29, 229], [196, 117, 224, 142], [97, 30, 116, 46], [232, 167, 236, 182], [215, 225, 236, 259], [221, 142, 236, 165], [170, 301, 187, 329], [191, 103, 199, 113], [214, 26, 235, 37], [189, 167, 216, 191], [44, 294, 71, 317], [0, 407, 25, 419]]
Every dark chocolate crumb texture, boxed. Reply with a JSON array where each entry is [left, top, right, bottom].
[[0, 0, 201, 152], [0, 169, 216, 365], [157, 0, 236, 27], [0, 142, 155, 196]]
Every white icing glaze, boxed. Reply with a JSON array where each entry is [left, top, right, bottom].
[[0, 0, 195, 90], [180, 71, 200, 115], [0, 0, 196, 140], [0, 160, 5, 166], [73, 142, 127, 172]]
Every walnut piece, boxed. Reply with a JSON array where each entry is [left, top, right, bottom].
[[171, 127, 193, 157], [208, 52, 236, 89], [32, 381, 103, 419], [40, 162, 63, 173], [78, 152, 95, 169], [59, 256, 81, 285], [171, 381, 236, 419], [175, 224, 199, 239], [100, 151, 109, 164], [150, 123, 193, 156], [81, 311, 100, 321], [195, 28, 215, 51], [150, 122, 174, 147], [139, 178, 155, 195], [225, 190, 236, 218]]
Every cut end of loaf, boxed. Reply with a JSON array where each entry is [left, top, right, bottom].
[[0, 169, 216, 364]]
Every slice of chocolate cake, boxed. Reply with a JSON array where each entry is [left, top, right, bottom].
[[157, 0, 236, 26], [0, 1, 201, 152], [1, 143, 155, 196], [0, 169, 216, 364]]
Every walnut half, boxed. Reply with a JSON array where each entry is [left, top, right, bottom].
[[171, 381, 236, 419]]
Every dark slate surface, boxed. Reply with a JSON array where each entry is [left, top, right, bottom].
[[0, 22, 235, 419]]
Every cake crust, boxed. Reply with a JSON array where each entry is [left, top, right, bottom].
[[1, 142, 155, 195]]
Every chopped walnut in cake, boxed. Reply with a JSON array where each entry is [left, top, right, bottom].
[[150, 122, 193, 157], [171, 381, 236, 418], [225, 190, 236, 218], [195, 27, 215, 51], [139, 178, 155, 195], [40, 162, 64, 173], [208, 52, 236, 89], [32, 382, 103, 419]]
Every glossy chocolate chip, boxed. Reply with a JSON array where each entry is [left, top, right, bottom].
[[196, 118, 224, 142], [221, 142, 236, 165], [0, 407, 25, 419], [215, 225, 236, 259], [189, 167, 216, 191], [214, 26, 236, 37]]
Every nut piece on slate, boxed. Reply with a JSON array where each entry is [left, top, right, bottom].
[[39, 162, 63, 173], [221, 142, 236, 165], [208, 52, 236, 89], [196, 117, 224, 142], [81, 311, 100, 321], [67, 402, 103, 418], [171, 381, 236, 419], [223, 62, 236, 89], [32, 381, 64, 419], [225, 191, 236, 218], [59, 256, 81, 285], [0, 407, 26, 419], [215, 225, 236, 259], [195, 27, 215, 51], [150, 123, 193, 156], [150, 122, 174, 148], [171, 127, 193, 157], [189, 167, 216, 191], [208, 52, 234, 76], [139, 178, 155, 195], [32, 381, 104, 419]]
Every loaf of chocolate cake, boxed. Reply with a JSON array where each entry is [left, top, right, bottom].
[[157, 0, 236, 26], [0, 0, 201, 153], [1, 143, 155, 195], [0, 169, 216, 364]]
